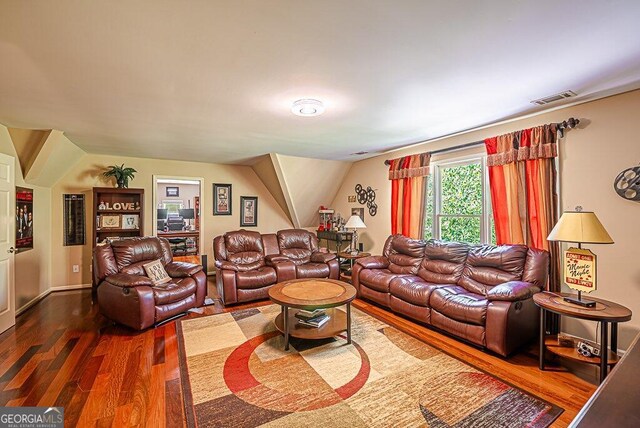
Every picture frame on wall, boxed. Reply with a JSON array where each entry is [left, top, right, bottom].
[[240, 196, 258, 227], [16, 187, 34, 252], [64, 194, 85, 246], [166, 186, 179, 197], [351, 207, 365, 222], [213, 183, 232, 215]]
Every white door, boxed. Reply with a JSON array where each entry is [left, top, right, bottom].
[[0, 153, 15, 334]]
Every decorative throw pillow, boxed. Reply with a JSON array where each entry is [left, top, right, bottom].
[[143, 259, 172, 285]]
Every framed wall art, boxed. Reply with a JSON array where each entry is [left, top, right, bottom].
[[213, 183, 232, 215], [16, 187, 34, 252], [240, 196, 258, 227], [64, 194, 85, 246], [166, 186, 179, 197]]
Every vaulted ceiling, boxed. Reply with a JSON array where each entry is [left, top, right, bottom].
[[1, 1, 639, 165]]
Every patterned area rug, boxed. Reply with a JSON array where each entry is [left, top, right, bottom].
[[176, 305, 562, 427]]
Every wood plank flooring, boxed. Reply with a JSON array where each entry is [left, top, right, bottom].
[[0, 281, 596, 427]]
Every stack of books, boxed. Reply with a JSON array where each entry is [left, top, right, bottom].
[[295, 309, 329, 328]]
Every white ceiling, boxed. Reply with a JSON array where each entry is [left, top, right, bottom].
[[1, 1, 639, 165]]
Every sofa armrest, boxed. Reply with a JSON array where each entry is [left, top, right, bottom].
[[310, 252, 337, 263], [355, 256, 389, 269], [265, 254, 291, 265], [215, 260, 239, 271], [486, 281, 541, 302], [105, 273, 155, 288], [165, 261, 203, 278]]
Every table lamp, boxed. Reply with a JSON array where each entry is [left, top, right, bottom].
[[547, 206, 613, 307], [345, 215, 366, 255]]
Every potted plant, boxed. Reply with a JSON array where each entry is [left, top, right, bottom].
[[102, 164, 137, 188]]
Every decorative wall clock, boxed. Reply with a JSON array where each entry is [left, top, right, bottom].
[[613, 164, 640, 201]]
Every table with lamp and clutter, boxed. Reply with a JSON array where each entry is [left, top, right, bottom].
[[315, 206, 370, 282]]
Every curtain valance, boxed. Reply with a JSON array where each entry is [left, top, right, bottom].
[[387, 153, 431, 180], [485, 124, 558, 167]]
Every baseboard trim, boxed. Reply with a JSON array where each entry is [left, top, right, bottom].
[[16, 289, 52, 316], [50, 284, 93, 291]]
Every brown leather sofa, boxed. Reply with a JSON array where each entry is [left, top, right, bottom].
[[213, 229, 339, 305], [352, 235, 549, 356], [93, 237, 207, 330]]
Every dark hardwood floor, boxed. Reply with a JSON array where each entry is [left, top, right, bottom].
[[0, 280, 596, 427]]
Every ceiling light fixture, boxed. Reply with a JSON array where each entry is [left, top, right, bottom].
[[291, 99, 325, 117]]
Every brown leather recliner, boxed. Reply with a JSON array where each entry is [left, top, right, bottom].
[[272, 229, 339, 282], [93, 237, 207, 330], [213, 229, 340, 305], [213, 230, 280, 305], [352, 236, 549, 357]]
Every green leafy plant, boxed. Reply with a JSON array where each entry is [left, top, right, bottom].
[[102, 164, 137, 188]]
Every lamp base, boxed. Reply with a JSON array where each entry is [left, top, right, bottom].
[[564, 296, 596, 308]]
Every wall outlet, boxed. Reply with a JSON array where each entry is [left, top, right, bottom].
[[72, 265, 80, 273]]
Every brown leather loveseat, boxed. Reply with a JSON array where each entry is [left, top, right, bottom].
[[352, 235, 549, 356], [93, 237, 207, 330], [213, 229, 339, 305]]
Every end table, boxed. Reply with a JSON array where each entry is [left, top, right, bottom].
[[534, 292, 632, 383], [337, 251, 371, 282]]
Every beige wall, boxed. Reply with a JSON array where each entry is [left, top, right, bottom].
[[0, 125, 52, 312], [51, 153, 293, 287], [331, 89, 640, 349]]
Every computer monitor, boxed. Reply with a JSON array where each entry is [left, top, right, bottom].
[[157, 208, 168, 219], [179, 208, 195, 219]]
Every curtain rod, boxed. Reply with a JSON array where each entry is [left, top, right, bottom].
[[383, 117, 580, 165]]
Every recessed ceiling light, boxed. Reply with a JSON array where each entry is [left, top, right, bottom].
[[291, 99, 325, 117]]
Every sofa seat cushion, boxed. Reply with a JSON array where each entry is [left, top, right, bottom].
[[152, 278, 196, 305], [389, 276, 442, 307], [296, 263, 330, 279], [430, 285, 489, 326], [236, 267, 277, 289], [359, 268, 400, 293]]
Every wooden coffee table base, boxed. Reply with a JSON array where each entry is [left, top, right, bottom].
[[268, 278, 357, 351], [274, 306, 351, 350]]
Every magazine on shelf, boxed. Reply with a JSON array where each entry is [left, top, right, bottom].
[[297, 314, 330, 328], [295, 309, 326, 321]]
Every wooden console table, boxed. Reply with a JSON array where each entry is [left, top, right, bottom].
[[534, 292, 632, 383]]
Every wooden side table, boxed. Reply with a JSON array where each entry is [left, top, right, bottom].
[[337, 251, 371, 282], [534, 292, 632, 383]]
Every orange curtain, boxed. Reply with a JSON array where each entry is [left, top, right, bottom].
[[388, 153, 430, 239], [485, 124, 561, 294]]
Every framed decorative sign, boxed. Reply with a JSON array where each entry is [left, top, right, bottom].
[[564, 247, 597, 293], [240, 196, 258, 227], [16, 187, 34, 252], [166, 186, 179, 197], [100, 215, 121, 229], [64, 194, 85, 246], [213, 183, 232, 215]]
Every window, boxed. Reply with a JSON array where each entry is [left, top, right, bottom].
[[423, 156, 495, 244], [162, 200, 184, 214]]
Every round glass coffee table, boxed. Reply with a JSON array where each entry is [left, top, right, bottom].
[[268, 278, 357, 351]]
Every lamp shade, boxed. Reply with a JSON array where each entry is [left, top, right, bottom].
[[345, 215, 366, 229], [547, 211, 613, 244]]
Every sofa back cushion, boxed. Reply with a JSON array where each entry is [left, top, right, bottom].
[[522, 248, 550, 288], [418, 240, 469, 283], [458, 244, 528, 296], [277, 229, 318, 265], [383, 234, 426, 274], [223, 230, 266, 270], [111, 237, 166, 272]]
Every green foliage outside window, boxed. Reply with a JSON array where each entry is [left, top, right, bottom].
[[423, 161, 496, 244]]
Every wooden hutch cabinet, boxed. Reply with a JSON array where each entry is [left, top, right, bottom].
[[92, 187, 145, 246]]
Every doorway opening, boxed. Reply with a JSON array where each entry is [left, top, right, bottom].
[[152, 176, 203, 263]]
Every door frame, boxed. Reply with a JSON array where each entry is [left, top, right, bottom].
[[0, 152, 16, 334], [152, 175, 204, 257]]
